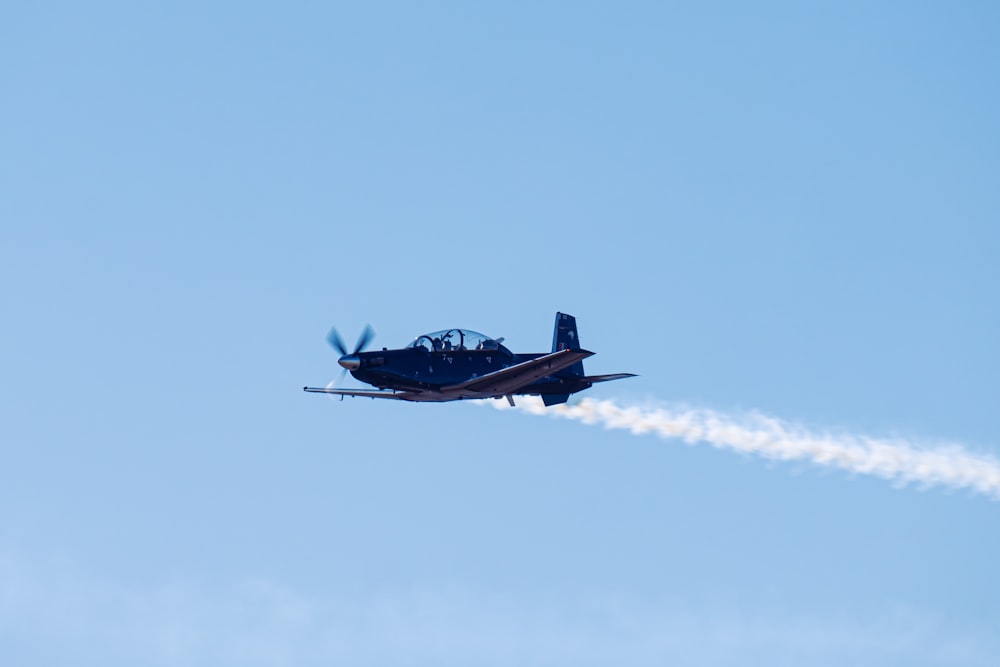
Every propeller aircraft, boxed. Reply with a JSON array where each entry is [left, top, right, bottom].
[[304, 312, 636, 406]]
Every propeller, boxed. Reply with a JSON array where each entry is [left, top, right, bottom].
[[325, 324, 375, 384], [326, 328, 348, 357], [352, 324, 375, 356]]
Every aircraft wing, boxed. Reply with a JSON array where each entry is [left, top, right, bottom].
[[302, 386, 419, 401], [442, 348, 595, 396]]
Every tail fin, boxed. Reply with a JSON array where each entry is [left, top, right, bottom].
[[552, 312, 585, 377], [542, 393, 571, 406]]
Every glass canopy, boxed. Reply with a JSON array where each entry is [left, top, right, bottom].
[[407, 329, 504, 352]]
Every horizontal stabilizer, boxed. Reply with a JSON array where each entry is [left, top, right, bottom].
[[582, 373, 637, 383]]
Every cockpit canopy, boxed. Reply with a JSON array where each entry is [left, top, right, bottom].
[[407, 329, 507, 353]]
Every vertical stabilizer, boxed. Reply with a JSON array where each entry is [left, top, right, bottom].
[[542, 393, 571, 406], [552, 312, 585, 377]]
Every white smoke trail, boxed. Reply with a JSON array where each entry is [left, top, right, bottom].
[[490, 397, 1000, 500]]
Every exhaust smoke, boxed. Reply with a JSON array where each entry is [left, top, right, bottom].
[[491, 397, 1000, 499]]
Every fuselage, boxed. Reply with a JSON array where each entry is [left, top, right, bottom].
[[350, 346, 592, 396]]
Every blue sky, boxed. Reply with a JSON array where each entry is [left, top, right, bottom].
[[2, 2, 999, 665]]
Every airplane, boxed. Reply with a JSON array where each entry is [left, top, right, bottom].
[[303, 312, 636, 406]]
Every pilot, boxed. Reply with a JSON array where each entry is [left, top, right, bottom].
[[432, 337, 443, 351]]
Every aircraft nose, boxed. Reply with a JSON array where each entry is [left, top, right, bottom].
[[338, 354, 361, 370]]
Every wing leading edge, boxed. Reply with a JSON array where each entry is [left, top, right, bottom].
[[302, 386, 418, 400]]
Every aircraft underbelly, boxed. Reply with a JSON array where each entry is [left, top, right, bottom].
[[361, 354, 508, 388], [517, 378, 590, 395]]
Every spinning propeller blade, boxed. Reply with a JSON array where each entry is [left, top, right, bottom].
[[326, 328, 348, 356], [353, 324, 375, 355]]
